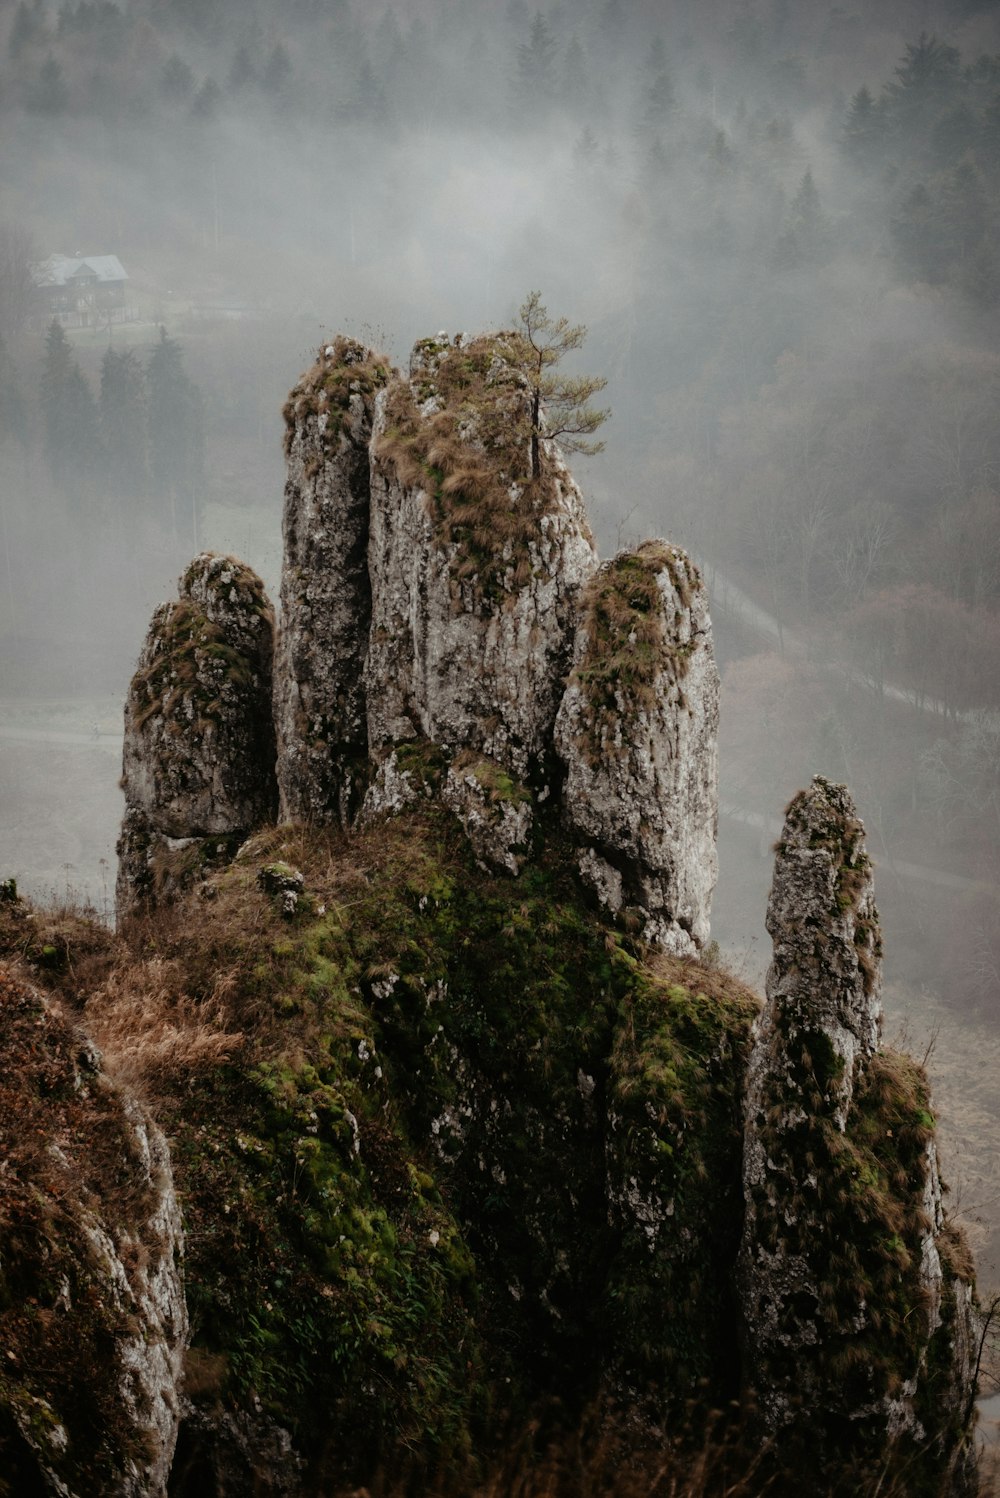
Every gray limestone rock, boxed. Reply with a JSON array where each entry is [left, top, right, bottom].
[[753, 775, 883, 1131], [553, 542, 718, 955], [365, 332, 598, 788], [441, 754, 534, 875], [0, 969, 187, 1498], [117, 553, 276, 921], [738, 777, 975, 1484], [274, 338, 392, 826]]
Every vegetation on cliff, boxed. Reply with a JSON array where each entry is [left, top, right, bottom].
[[1, 790, 985, 1494], [2, 804, 765, 1493]]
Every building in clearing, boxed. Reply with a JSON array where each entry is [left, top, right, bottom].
[[32, 253, 131, 327]]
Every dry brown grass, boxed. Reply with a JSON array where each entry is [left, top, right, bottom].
[[646, 948, 765, 1017], [374, 335, 575, 604], [83, 954, 244, 1093], [331, 1394, 993, 1497]]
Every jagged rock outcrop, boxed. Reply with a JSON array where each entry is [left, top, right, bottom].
[[739, 777, 975, 1487], [363, 333, 598, 805], [117, 553, 277, 920], [553, 542, 718, 956], [275, 338, 391, 826], [119, 330, 720, 950], [22, 321, 983, 1494], [0, 964, 186, 1497]]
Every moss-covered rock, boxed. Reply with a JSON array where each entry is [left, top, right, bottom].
[[0, 964, 185, 1498], [4, 777, 979, 1494], [77, 808, 760, 1491], [275, 338, 393, 828], [739, 778, 976, 1494], [117, 554, 277, 922], [554, 542, 719, 956]]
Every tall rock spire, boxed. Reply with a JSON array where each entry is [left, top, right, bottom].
[[363, 333, 599, 792], [553, 541, 719, 955], [116, 553, 276, 920], [274, 337, 391, 826], [739, 777, 975, 1488]]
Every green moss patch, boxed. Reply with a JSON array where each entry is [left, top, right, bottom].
[[282, 337, 392, 456], [605, 956, 758, 1402], [99, 808, 758, 1485], [131, 598, 258, 732], [569, 542, 701, 754], [449, 750, 532, 806]]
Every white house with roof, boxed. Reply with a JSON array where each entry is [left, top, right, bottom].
[[32, 253, 131, 326]]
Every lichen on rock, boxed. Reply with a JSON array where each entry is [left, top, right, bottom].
[[117, 553, 276, 921], [738, 776, 975, 1491], [365, 331, 598, 788], [554, 541, 719, 955], [0, 965, 186, 1498], [275, 337, 392, 827]]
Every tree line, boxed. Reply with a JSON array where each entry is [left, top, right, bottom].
[[39, 320, 204, 542]]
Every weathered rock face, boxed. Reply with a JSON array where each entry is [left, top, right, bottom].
[[751, 776, 883, 1128], [739, 777, 975, 1487], [274, 338, 392, 826], [121, 330, 719, 948], [553, 542, 719, 955], [0, 964, 186, 1497], [364, 333, 599, 796], [117, 553, 276, 920]]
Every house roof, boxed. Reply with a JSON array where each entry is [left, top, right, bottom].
[[32, 254, 128, 288]]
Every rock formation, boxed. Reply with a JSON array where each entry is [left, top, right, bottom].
[[94, 329, 979, 1494], [120, 330, 718, 954], [275, 337, 391, 826], [0, 962, 186, 1497], [553, 541, 718, 955], [362, 333, 598, 804], [117, 553, 276, 920], [739, 777, 975, 1484]]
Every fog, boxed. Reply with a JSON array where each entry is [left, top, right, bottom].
[[2, 0, 1000, 1271]]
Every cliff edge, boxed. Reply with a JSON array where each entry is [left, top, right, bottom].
[[0, 327, 977, 1496]]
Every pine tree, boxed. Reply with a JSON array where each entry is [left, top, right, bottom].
[[147, 328, 204, 543], [884, 32, 961, 137], [32, 54, 68, 114], [8, 1, 45, 59], [514, 13, 557, 111], [772, 168, 830, 268], [641, 35, 674, 133], [514, 292, 609, 482], [262, 42, 292, 100], [0, 335, 25, 446], [161, 53, 195, 101], [41, 319, 99, 483], [842, 85, 887, 163], [100, 348, 146, 496], [560, 35, 588, 109]]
